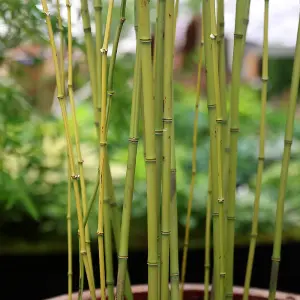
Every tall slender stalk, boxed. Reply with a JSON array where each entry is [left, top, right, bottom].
[[103, 172, 114, 300], [225, 1, 249, 298], [268, 18, 300, 300], [204, 162, 212, 300], [97, 1, 115, 298], [40, 1, 96, 298], [67, 158, 72, 300], [80, 0, 98, 136], [160, 0, 174, 298], [154, 0, 165, 296], [209, 1, 226, 299], [65, 0, 95, 285], [170, 122, 179, 300], [180, 14, 204, 300], [138, 0, 159, 298], [116, 18, 141, 300], [106, 0, 127, 129], [243, 1, 269, 298], [202, 1, 221, 297], [78, 238, 84, 300]]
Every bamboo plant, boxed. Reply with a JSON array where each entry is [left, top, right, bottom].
[[39, 0, 300, 300]]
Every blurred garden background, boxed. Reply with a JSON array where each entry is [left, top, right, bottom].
[[1, 0, 300, 299]]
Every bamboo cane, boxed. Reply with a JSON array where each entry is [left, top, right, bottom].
[[180, 13, 204, 300], [268, 16, 300, 300], [40, 1, 96, 298], [138, 0, 159, 298], [243, 1, 269, 299]]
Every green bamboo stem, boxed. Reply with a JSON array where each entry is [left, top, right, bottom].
[[160, 0, 174, 298], [107, 162, 133, 300], [154, 0, 165, 297], [97, 1, 115, 298], [83, 172, 100, 227], [56, 0, 65, 95], [78, 238, 84, 300], [204, 162, 212, 300], [138, 0, 159, 298], [225, 1, 249, 298], [180, 15, 204, 300], [80, 0, 98, 137], [209, 1, 226, 299], [103, 164, 114, 300], [243, 1, 269, 299], [115, 29, 141, 300], [268, 18, 300, 300], [202, 2, 221, 298], [40, 1, 96, 298], [105, 0, 127, 130], [67, 157, 73, 300], [170, 122, 179, 300], [65, 0, 94, 285], [94, 0, 102, 132]]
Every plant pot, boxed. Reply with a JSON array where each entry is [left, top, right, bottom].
[[45, 284, 300, 300]]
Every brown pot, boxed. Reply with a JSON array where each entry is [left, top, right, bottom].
[[45, 284, 300, 300]]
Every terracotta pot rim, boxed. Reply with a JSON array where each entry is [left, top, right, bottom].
[[45, 283, 300, 300]]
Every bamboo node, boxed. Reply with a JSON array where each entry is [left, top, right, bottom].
[[128, 137, 139, 143], [212, 212, 219, 217], [220, 272, 226, 277], [44, 11, 50, 17], [71, 174, 80, 180], [145, 158, 156, 163], [284, 139, 292, 145], [207, 104, 216, 110], [118, 255, 128, 260], [227, 216, 236, 220], [140, 38, 152, 43], [57, 95, 64, 101], [94, 4, 103, 10], [210, 33, 217, 40], [163, 117, 173, 123], [110, 202, 117, 207], [243, 18, 249, 26], [83, 27, 91, 33], [147, 261, 158, 267], [218, 197, 224, 203], [170, 273, 179, 280], [78, 159, 84, 164], [258, 157, 265, 161], [204, 264, 210, 268], [120, 17, 126, 24], [100, 48, 108, 54], [80, 250, 87, 256], [271, 256, 281, 262], [234, 33, 244, 39], [68, 272, 73, 276], [107, 90, 115, 96], [261, 77, 269, 82], [94, 121, 100, 127], [107, 281, 114, 286], [100, 142, 107, 146], [155, 129, 163, 136], [66, 216, 71, 220], [161, 230, 171, 235], [230, 127, 239, 133], [225, 147, 230, 153], [66, 3, 71, 8], [97, 107, 101, 112], [96, 231, 104, 236], [216, 119, 225, 124], [77, 230, 80, 236], [226, 293, 234, 297], [250, 233, 258, 238], [183, 242, 189, 248]]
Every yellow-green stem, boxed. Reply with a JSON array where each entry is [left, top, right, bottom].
[[268, 17, 300, 300], [138, 0, 159, 298], [160, 0, 174, 298], [40, 1, 96, 298], [243, 1, 269, 299], [180, 14, 204, 300]]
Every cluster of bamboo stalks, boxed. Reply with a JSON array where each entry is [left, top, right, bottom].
[[40, 0, 300, 299]]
